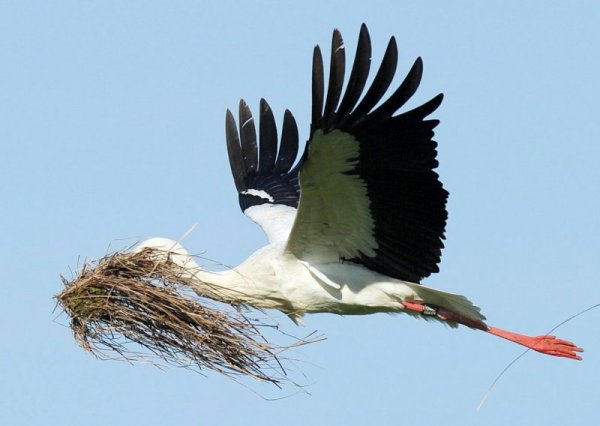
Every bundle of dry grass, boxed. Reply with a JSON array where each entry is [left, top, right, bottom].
[[55, 248, 314, 386]]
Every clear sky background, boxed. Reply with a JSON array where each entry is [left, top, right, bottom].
[[1, 1, 599, 425]]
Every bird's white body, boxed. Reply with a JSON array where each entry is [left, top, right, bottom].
[[137, 237, 483, 325]]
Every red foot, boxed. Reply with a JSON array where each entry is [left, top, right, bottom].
[[487, 327, 583, 360], [401, 300, 584, 360]]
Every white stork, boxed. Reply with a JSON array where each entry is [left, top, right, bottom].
[[138, 24, 582, 360]]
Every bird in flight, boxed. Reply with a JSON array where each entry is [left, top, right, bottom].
[[138, 24, 583, 360]]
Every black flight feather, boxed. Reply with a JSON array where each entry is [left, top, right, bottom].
[[226, 101, 301, 212]]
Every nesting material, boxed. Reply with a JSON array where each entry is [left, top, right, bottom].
[[55, 248, 313, 386]]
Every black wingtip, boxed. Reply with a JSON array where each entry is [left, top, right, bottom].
[[259, 98, 271, 116], [336, 23, 372, 122], [350, 33, 398, 119], [430, 93, 444, 110], [225, 108, 246, 192], [311, 45, 325, 135], [258, 98, 277, 173], [389, 35, 397, 51], [275, 109, 299, 173], [414, 56, 424, 73], [238, 99, 258, 176], [404, 92, 444, 120], [323, 29, 346, 128]]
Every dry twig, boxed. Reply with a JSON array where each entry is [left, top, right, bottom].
[[55, 249, 318, 386]]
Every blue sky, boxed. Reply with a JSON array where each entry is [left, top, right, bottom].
[[1, 1, 599, 425]]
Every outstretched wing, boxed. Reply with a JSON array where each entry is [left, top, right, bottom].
[[286, 24, 447, 283], [226, 99, 301, 242]]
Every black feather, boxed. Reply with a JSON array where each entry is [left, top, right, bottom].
[[238, 100, 258, 176], [351, 36, 398, 120], [258, 99, 277, 173], [275, 110, 299, 173], [337, 23, 371, 124], [311, 46, 324, 136], [370, 57, 423, 120], [225, 109, 245, 192], [323, 30, 345, 129]]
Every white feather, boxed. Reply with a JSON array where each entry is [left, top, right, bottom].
[[286, 130, 377, 262], [244, 204, 296, 243]]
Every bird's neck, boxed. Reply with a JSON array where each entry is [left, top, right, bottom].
[[180, 263, 286, 310], [136, 238, 291, 312]]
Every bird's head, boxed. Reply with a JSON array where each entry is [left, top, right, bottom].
[[135, 237, 199, 269]]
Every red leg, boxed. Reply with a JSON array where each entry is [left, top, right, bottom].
[[402, 301, 583, 360]]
